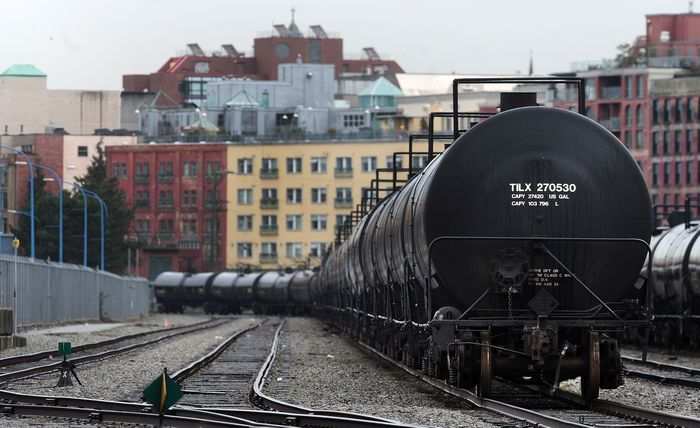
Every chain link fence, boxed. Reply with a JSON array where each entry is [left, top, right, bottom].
[[0, 255, 151, 327]]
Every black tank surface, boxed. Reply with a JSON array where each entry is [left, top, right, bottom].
[[415, 107, 652, 311]]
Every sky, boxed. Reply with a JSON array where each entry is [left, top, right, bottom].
[[0, 0, 694, 90]]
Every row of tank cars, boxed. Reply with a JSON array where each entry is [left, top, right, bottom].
[[152, 270, 318, 315]]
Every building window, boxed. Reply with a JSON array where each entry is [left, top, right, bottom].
[[310, 156, 327, 173], [261, 242, 277, 257], [311, 214, 327, 231], [636, 131, 644, 150], [677, 98, 684, 123], [237, 188, 253, 205], [664, 99, 671, 123], [112, 162, 127, 179], [286, 214, 302, 231], [135, 162, 149, 179], [675, 130, 682, 154], [181, 219, 197, 236], [625, 77, 633, 99], [158, 219, 174, 234], [159, 161, 174, 178], [636, 76, 644, 98], [286, 157, 302, 173], [309, 242, 327, 258], [287, 188, 302, 203], [183, 160, 198, 177], [261, 214, 277, 228], [336, 187, 352, 203], [652, 132, 658, 156], [77, 146, 88, 157], [623, 130, 631, 148], [652, 163, 658, 187], [412, 155, 428, 171], [311, 187, 327, 204], [135, 190, 150, 208], [361, 156, 377, 172], [687, 97, 694, 122], [261, 158, 278, 174], [688, 160, 693, 185], [625, 105, 632, 127], [237, 215, 253, 231], [135, 219, 150, 234], [663, 162, 670, 185], [237, 242, 252, 258], [663, 131, 670, 154], [261, 188, 278, 203], [676, 161, 682, 185], [238, 158, 253, 175], [286, 242, 303, 259], [182, 190, 197, 207], [652, 100, 659, 124], [386, 155, 403, 170], [687, 130, 693, 154], [636, 105, 643, 127], [343, 114, 365, 128], [335, 157, 352, 172], [336, 214, 351, 231], [159, 190, 174, 208], [205, 161, 221, 178]]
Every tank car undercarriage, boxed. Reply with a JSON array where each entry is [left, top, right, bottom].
[[322, 305, 648, 403]]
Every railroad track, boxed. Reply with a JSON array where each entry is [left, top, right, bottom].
[[0, 317, 422, 428], [356, 339, 700, 428], [0, 317, 231, 386], [622, 354, 700, 389]]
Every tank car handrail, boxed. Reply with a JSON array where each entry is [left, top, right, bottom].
[[426, 235, 653, 325]]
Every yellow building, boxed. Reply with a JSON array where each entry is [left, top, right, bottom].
[[225, 139, 429, 269]]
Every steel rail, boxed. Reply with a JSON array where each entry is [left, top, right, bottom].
[[622, 354, 700, 376], [0, 318, 232, 385], [248, 320, 408, 427], [0, 403, 261, 427], [623, 367, 700, 389], [0, 318, 217, 368], [355, 341, 589, 428]]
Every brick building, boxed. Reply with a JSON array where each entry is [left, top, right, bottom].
[[106, 143, 228, 278], [121, 14, 403, 122]]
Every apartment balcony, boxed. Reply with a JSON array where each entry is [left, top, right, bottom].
[[260, 225, 279, 236], [334, 198, 353, 209], [599, 118, 621, 131], [259, 253, 278, 264], [600, 87, 622, 100], [135, 175, 150, 184], [178, 236, 200, 250], [334, 168, 353, 178], [158, 174, 174, 183], [260, 198, 279, 209], [260, 168, 279, 179]]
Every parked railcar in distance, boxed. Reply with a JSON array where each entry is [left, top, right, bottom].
[[289, 270, 314, 314], [152, 271, 188, 313], [206, 271, 242, 314]]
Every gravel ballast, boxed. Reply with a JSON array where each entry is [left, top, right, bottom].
[[265, 317, 501, 428], [1, 314, 210, 359], [6, 316, 259, 402]]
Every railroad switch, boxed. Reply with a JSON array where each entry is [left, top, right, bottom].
[[56, 341, 81, 387]]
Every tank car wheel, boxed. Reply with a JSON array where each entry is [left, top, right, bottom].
[[478, 332, 492, 397], [581, 331, 600, 403]]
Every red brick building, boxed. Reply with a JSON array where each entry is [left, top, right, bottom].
[[645, 13, 700, 67], [122, 17, 403, 107], [106, 143, 228, 279]]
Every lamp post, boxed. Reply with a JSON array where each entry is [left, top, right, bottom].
[[65, 181, 108, 270], [0, 145, 35, 258], [15, 162, 63, 263]]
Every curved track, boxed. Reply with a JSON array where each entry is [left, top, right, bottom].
[[622, 354, 700, 389]]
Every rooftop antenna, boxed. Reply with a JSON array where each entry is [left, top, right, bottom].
[[690, 1, 694, 13], [291, 7, 295, 23], [528, 50, 534, 76]]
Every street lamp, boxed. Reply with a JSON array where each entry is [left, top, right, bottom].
[[15, 162, 63, 263], [65, 181, 108, 270], [0, 145, 35, 258]]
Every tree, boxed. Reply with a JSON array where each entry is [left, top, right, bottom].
[[615, 43, 643, 68], [74, 142, 133, 273]]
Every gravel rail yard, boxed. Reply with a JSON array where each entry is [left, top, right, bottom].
[[265, 317, 503, 428], [5, 317, 259, 402]]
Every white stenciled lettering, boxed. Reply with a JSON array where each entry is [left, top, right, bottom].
[[509, 182, 576, 208]]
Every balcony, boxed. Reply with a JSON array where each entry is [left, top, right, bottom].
[[600, 87, 621, 100], [600, 118, 621, 131], [157, 202, 174, 211], [135, 175, 150, 184], [260, 168, 279, 179], [260, 225, 278, 236], [178, 236, 200, 250], [158, 174, 174, 183], [334, 198, 353, 209], [334, 168, 353, 178], [260, 198, 279, 209], [260, 253, 278, 264]]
